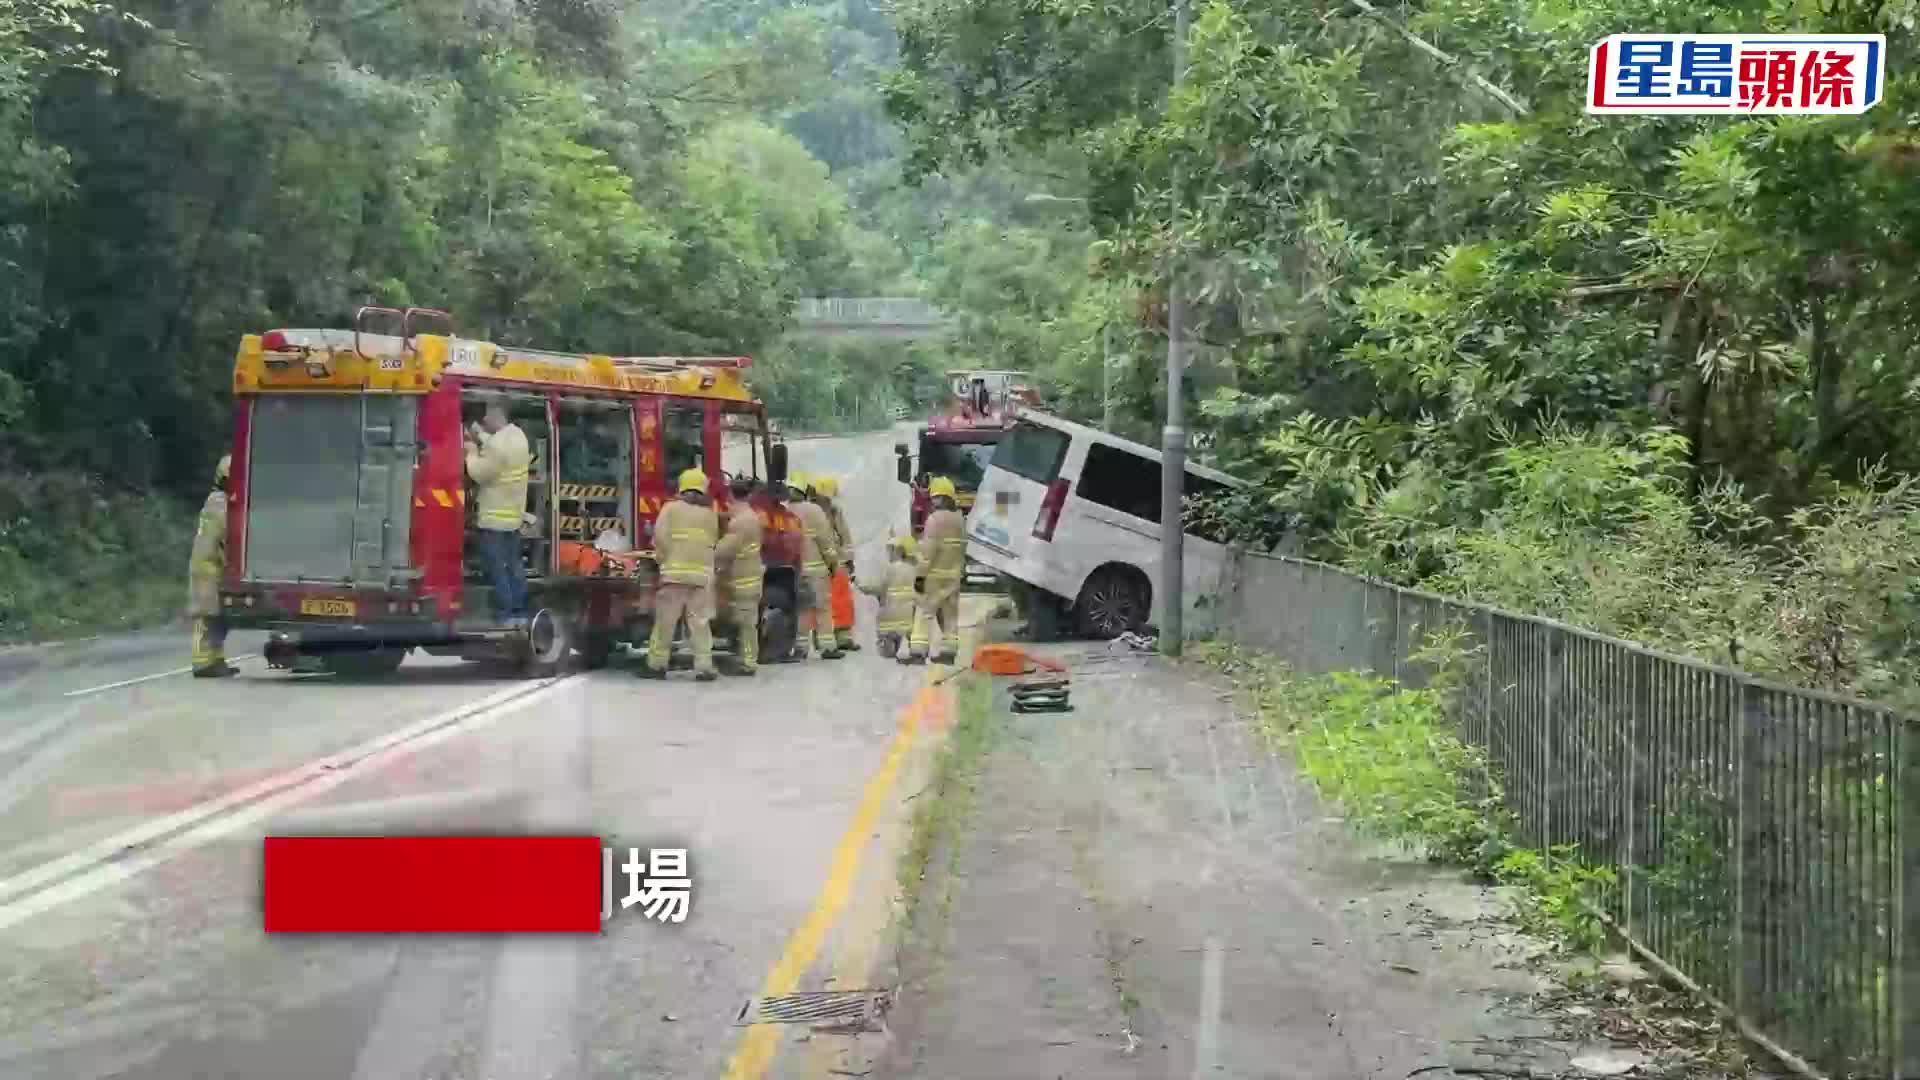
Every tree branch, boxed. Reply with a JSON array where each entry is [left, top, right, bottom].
[[1565, 280, 1683, 298], [1345, 0, 1530, 116]]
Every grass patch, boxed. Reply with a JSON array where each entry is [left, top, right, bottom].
[[1192, 639, 1614, 954], [0, 474, 195, 643], [897, 673, 997, 938]]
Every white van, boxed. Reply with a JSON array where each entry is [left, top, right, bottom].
[[962, 408, 1249, 639]]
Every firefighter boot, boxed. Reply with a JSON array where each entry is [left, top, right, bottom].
[[812, 630, 843, 661], [192, 663, 239, 679]]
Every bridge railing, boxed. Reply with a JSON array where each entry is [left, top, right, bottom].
[[1214, 548, 1917, 1079], [791, 297, 948, 327]]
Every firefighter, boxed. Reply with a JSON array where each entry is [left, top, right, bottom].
[[814, 475, 860, 652], [640, 468, 720, 681], [464, 401, 532, 624], [903, 475, 966, 665], [188, 454, 238, 678], [789, 472, 843, 660], [858, 533, 920, 659], [713, 474, 764, 676]]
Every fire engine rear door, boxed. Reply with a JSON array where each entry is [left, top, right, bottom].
[[349, 395, 418, 587]]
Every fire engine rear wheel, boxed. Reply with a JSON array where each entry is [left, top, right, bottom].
[[760, 584, 798, 663], [521, 608, 572, 677], [321, 647, 407, 679]]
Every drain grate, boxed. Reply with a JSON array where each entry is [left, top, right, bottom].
[[733, 989, 890, 1027]]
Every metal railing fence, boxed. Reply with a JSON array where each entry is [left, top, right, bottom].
[[1216, 550, 1916, 1079]]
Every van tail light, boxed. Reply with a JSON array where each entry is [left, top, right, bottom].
[[1033, 479, 1069, 542]]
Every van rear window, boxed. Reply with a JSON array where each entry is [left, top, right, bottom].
[[993, 423, 1069, 484]]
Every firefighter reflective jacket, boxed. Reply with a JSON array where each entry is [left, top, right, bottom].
[[793, 500, 840, 577], [714, 500, 764, 596], [827, 502, 853, 569], [653, 497, 719, 588], [918, 507, 968, 585], [465, 423, 531, 532], [187, 489, 226, 617], [859, 561, 920, 632]]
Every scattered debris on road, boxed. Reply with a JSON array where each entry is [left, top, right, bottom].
[[968, 642, 1074, 711], [1010, 676, 1070, 713]]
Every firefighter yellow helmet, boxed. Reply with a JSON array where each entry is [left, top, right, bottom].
[[893, 533, 919, 559], [814, 475, 838, 498], [677, 468, 708, 494], [928, 475, 957, 500], [215, 454, 231, 484]]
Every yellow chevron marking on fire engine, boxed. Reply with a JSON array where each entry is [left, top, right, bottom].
[[414, 498, 425, 509], [556, 515, 620, 533], [457, 489, 465, 505], [432, 489, 455, 508], [557, 483, 619, 500]]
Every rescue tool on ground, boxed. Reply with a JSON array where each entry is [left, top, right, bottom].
[[215, 305, 805, 678], [894, 369, 1039, 587]]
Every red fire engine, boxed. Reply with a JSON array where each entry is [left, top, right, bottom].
[[894, 370, 1039, 564], [216, 307, 805, 676]]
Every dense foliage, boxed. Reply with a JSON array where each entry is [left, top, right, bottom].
[[885, 0, 1920, 703]]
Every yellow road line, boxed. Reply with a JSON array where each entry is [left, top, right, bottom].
[[720, 672, 944, 1080]]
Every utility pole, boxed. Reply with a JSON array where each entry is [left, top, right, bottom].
[[1159, 0, 1189, 658]]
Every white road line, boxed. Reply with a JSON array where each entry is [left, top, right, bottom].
[[0, 702, 84, 757], [0, 677, 568, 924], [1191, 935, 1225, 1080], [62, 667, 195, 697], [264, 786, 525, 835]]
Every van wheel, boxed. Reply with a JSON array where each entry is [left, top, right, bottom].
[[322, 647, 407, 679], [760, 584, 798, 663], [1075, 567, 1150, 639], [521, 608, 572, 677]]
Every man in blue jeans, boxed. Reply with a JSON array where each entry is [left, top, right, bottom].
[[465, 403, 532, 622]]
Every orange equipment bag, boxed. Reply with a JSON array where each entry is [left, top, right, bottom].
[[970, 643, 1068, 676], [830, 567, 856, 629], [556, 541, 606, 577]]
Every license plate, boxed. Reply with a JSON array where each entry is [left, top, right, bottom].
[[299, 597, 356, 617]]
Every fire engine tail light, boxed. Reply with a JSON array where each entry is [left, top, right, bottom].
[[1033, 479, 1069, 542]]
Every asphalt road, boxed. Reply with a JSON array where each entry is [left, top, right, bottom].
[[0, 427, 953, 1080]]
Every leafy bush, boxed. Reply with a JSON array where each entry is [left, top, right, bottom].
[[1192, 422, 1920, 708], [0, 469, 192, 642], [1197, 640, 1617, 951]]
